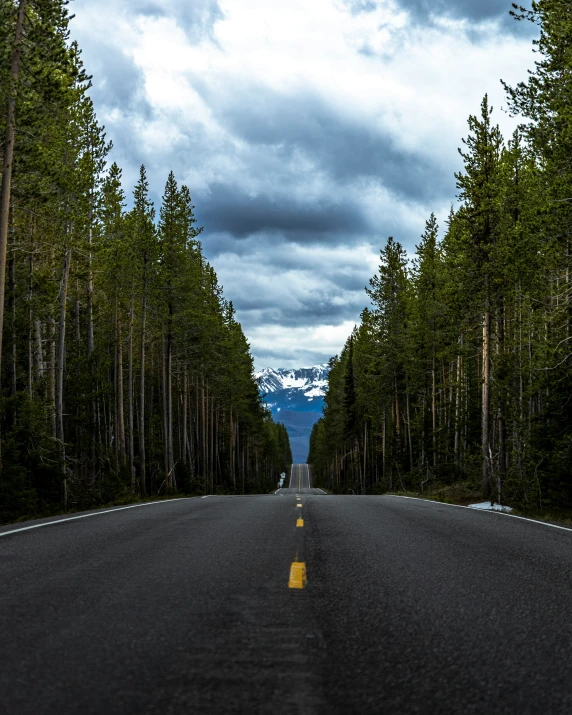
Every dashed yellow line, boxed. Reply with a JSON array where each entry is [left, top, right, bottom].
[[289, 470, 307, 588], [288, 561, 307, 589]]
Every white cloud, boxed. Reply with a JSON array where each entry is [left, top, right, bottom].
[[71, 0, 537, 368], [248, 321, 358, 371]]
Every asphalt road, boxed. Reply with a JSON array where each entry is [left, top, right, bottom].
[[3, 471, 572, 713], [281, 463, 318, 493]]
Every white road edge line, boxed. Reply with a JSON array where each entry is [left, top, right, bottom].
[[201, 495, 211, 499], [316, 488, 326, 494], [0, 498, 191, 538], [387, 494, 572, 533]]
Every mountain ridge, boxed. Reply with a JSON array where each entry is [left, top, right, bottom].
[[255, 364, 330, 462], [256, 364, 329, 412]]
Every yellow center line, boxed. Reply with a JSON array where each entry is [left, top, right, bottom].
[[288, 561, 307, 589], [288, 467, 307, 589]]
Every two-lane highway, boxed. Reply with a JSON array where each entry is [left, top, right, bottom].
[[290, 463, 310, 492], [282, 463, 319, 494], [3, 468, 572, 713]]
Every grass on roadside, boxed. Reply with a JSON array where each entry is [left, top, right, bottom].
[[386, 482, 572, 529]]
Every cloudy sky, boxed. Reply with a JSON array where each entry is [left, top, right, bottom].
[[71, 0, 537, 369]]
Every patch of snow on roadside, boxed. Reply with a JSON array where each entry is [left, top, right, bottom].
[[469, 501, 513, 513]]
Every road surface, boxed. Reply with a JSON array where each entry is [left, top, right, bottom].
[[2, 466, 572, 713], [280, 463, 318, 493]]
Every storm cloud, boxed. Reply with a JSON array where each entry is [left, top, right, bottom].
[[398, 0, 516, 23], [198, 183, 370, 238], [71, 0, 537, 368], [195, 83, 450, 202], [347, 0, 527, 31]]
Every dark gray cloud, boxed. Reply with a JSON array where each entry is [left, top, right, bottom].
[[193, 82, 451, 204], [242, 302, 364, 329], [400, 0, 512, 22], [83, 41, 152, 117], [71, 32, 156, 196], [206, 232, 376, 339], [346, 0, 515, 22], [345, 0, 535, 35], [197, 182, 371, 240], [228, 288, 365, 325], [397, 0, 536, 35]]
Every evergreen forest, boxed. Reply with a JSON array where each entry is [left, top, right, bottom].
[[309, 1, 572, 511], [0, 0, 292, 522]]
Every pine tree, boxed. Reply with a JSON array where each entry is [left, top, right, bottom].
[[455, 95, 504, 500]]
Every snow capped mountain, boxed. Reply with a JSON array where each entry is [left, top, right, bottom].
[[255, 365, 331, 463], [255, 365, 330, 411]]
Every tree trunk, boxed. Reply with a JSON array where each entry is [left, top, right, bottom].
[[421, 395, 426, 466], [182, 370, 188, 470], [482, 300, 492, 497], [207, 383, 214, 493], [0, 0, 27, 388], [432, 354, 437, 468], [127, 295, 135, 489], [86, 201, 94, 358], [9, 251, 16, 396], [166, 330, 174, 489], [187, 380, 195, 476], [27, 258, 33, 395], [363, 420, 367, 494], [162, 335, 168, 483], [201, 376, 206, 485], [49, 318, 56, 438], [56, 249, 71, 506], [116, 309, 126, 468], [56, 249, 71, 444], [394, 378, 400, 439], [382, 409, 386, 487], [230, 408, 235, 490], [454, 338, 463, 466], [406, 390, 413, 471], [138, 267, 147, 495], [35, 319, 44, 382], [74, 283, 80, 344], [176, 364, 182, 466]]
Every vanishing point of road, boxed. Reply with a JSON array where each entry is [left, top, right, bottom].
[[2, 464, 572, 713]]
